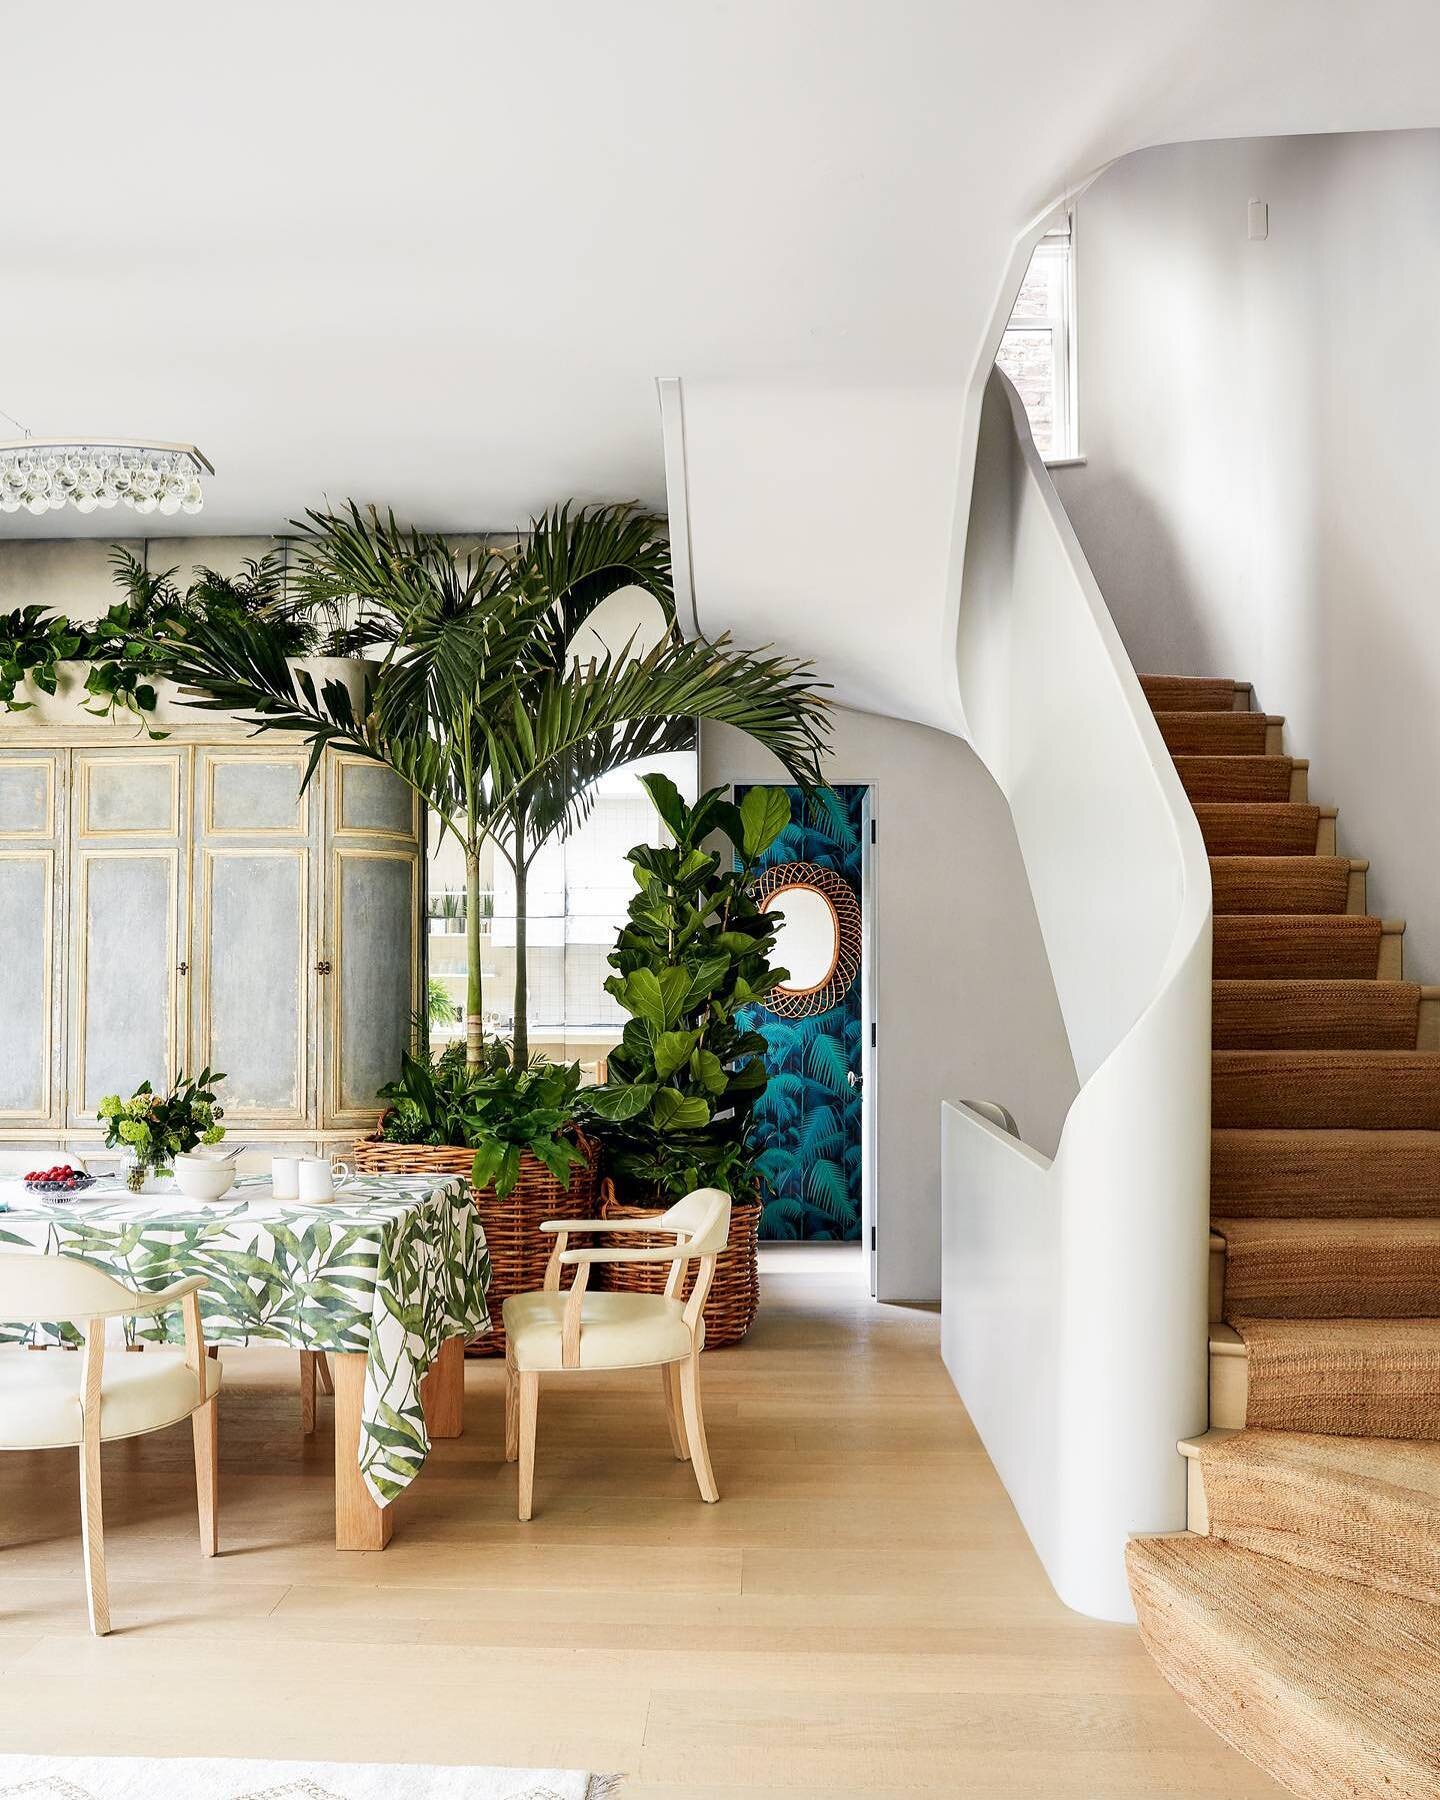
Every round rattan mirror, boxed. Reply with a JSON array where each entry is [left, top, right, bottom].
[[754, 860, 862, 1019]]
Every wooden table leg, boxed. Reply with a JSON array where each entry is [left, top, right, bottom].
[[420, 1336, 465, 1439], [331, 1352, 393, 1552], [299, 1351, 317, 1435]]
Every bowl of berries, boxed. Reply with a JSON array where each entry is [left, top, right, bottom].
[[23, 1164, 96, 1200]]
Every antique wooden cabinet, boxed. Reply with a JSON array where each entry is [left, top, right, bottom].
[[0, 730, 419, 1157]]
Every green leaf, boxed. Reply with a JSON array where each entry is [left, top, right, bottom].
[[691, 1048, 727, 1094], [651, 1089, 710, 1131], [583, 1083, 656, 1122], [653, 1029, 699, 1078], [620, 967, 668, 1030], [739, 785, 792, 861]]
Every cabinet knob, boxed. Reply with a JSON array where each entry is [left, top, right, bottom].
[[314, 959, 333, 976], [177, 961, 189, 976]]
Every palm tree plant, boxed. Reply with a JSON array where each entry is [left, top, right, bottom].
[[155, 499, 831, 1070]]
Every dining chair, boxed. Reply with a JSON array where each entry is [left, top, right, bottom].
[[0, 1254, 222, 1635], [502, 1187, 732, 1521]]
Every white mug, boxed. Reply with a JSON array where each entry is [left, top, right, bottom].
[[298, 1156, 354, 1202], [271, 1155, 300, 1200]]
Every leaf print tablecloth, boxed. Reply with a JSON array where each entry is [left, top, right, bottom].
[[0, 1173, 490, 1505]]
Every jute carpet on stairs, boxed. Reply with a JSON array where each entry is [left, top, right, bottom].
[[1193, 1429, 1440, 1604]]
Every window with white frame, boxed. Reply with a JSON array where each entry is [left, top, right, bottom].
[[995, 217, 1076, 460]]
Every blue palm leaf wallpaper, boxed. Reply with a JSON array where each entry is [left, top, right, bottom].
[[737, 783, 867, 1241]]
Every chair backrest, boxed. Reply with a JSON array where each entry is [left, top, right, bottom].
[[0, 1251, 145, 1325], [658, 1188, 732, 1257]]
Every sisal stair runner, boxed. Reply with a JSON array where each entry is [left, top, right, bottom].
[[1228, 1318, 1440, 1437], [1126, 1536, 1440, 1800], [1211, 1128, 1440, 1217], [1191, 1429, 1440, 1604], [1174, 754, 1298, 803], [1213, 913, 1386, 978], [1156, 710, 1274, 754], [1125, 672, 1440, 1798], [1212, 1049, 1440, 1129], [1212, 980, 1420, 1049], [1210, 856, 1356, 914], [1216, 1218, 1440, 1316], [1194, 801, 1323, 856]]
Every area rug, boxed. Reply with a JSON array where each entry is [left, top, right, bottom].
[[0, 1757, 623, 1799]]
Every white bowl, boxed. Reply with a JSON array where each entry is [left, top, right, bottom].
[[174, 1154, 236, 1201]]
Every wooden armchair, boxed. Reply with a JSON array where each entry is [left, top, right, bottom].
[[501, 1188, 732, 1521], [0, 1254, 221, 1635]]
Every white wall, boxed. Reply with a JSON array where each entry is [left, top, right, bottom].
[[702, 708, 1079, 1305], [1055, 129, 1440, 980]]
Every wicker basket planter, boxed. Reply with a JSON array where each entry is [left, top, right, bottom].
[[596, 1176, 761, 1348], [352, 1126, 598, 1356]]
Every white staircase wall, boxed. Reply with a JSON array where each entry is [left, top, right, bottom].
[[941, 369, 1213, 1621]]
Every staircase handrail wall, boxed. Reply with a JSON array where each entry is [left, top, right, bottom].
[[941, 366, 1212, 1620]]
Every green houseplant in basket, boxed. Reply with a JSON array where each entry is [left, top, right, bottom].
[[581, 775, 794, 1345], [149, 496, 828, 1352]]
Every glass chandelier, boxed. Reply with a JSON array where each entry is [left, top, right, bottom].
[[0, 424, 212, 518]]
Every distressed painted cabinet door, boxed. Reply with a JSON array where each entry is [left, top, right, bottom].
[[190, 747, 318, 1130], [68, 748, 190, 1126], [0, 749, 66, 1127], [322, 753, 420, 1130]]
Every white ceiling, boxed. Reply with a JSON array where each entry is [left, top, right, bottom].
[[5, 2, 1440, 713]]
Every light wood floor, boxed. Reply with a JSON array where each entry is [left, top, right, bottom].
[[0, 1251, 1286, 1797]]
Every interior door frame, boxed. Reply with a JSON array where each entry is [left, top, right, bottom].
[[728, 778, 877, 1289]]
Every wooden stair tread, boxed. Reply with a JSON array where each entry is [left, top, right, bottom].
[[1126, 1535, 1440, 1794]]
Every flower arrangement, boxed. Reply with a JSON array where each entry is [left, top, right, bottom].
[[98, 1068, 227, 1192]]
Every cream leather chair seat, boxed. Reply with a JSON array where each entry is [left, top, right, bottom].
[[502, 1188, 732, 1521], [0, 1254, 222, 1635], [0, 1343, 221, 1449], [504, 1289, 692, 1372]]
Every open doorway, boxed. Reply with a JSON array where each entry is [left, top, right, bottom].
[[734, 783, 875, 1294]]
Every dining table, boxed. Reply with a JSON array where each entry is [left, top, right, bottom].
[[0, 1170, 491, 1550]]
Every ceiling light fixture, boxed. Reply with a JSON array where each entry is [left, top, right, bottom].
[[0, 405, 213, 518]]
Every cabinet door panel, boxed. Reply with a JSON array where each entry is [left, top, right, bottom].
[[74, 850, 178, 1118], [0, 852, 54, 1117], [333, 756, 417, 839], [0, 748, 64, 1126], [0, 757, 54, 836], [192, 749, 316, 1130], [330, 848, 415, 1122], [70, 750, 188, 1126], [199, 850, 307, 1118], [81, 754, 180, 835], [207, 756, 308, 834]]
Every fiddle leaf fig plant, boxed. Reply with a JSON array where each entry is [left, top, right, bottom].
[[581, 774, 792, 1199]]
